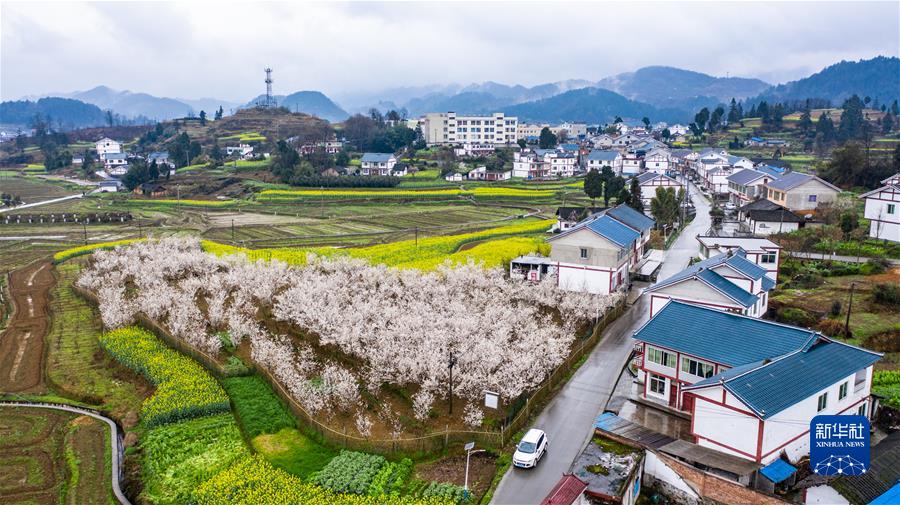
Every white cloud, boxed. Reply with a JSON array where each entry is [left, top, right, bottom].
[[1, 1, 898, 102]]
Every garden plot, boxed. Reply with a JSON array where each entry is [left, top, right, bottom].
[[0, 261, 55, 393], [77, 237, 621, 439]]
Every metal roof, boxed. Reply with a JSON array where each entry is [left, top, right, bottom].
[[760, 459, 797, 483], [360, 153, 395, 163], [688, 338, 881, 419], [766, 171, 840, 192], [645, 250, 765, 306], [607, 204, 655, 232], [541, 475, 588, 505], [727, 169, 767, 186], [696, 268, 759, 307], [585, 215, 641, 248], [587, 149, 620, 161], [633, 301, 817, 367], [696, 235, 781, 252]]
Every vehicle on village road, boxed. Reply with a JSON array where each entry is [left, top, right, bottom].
[[513, 428, 549, 469]]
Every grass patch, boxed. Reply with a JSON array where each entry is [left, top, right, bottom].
[[251, 428, 338, 479], [222, 375, 296, 438], [593, 435, 637, 456]]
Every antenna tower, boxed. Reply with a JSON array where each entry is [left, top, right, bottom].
[[264, 67, 275, 107]]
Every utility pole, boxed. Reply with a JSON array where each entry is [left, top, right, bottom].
[[231, 219, 235, 243], [415, 226, 419, 248], [844, 282, 856, 337], [82, 221, 87, 245], [447, 350, 457, 415]]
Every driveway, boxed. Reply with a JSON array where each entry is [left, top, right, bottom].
[[491, 181, 712, 504]]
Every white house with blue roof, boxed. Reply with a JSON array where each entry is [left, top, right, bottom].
[[644, 248, 773, 318], [548, 204, 655, 294], [359, 153, 398, 176], [586, 149, 623, 175], [634, 301, 880, 465]]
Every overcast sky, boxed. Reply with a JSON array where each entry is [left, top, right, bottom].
[[2, 1, 898, 103]]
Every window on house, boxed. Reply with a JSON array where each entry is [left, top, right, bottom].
[[647, 348, 676, 368], [817, 392, 828, 412], [839, 382, 848, 400], [580, 248, 588, 259], [858, 403, 866, 417], [854, 369, 866, 391], [649, 374, 666, 395], [888, 204, 896, 214], [682, 357, 715, 378], [809, 194, 817, 202], [761, 252, 777, 264]]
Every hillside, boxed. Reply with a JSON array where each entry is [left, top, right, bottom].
[[0, 97, 107, 129], [403, 80, 594, 116], [70, 86, 195, 120], [597, 66, 770, 110], [243, 91, 348, 123], [208, 107, 333, 143], [501, 87, 681, 124], [755, 56, 900, 105]]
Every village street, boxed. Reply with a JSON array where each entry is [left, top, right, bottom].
[[491, 182, 711, 504]]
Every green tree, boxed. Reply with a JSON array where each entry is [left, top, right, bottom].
[[538, 127, 557, 149], [694, 107, 710, 134], [882, 113, 894, 134], [270, 140, 301, 183], [821, 142, 866, 188], [642, 117, 651, 130], [214, 106, 224, 120], [628, 177, 644, 213], [210, 138, 223, 162], [838, 95, 866, 139], [661, 128, 671, 142], [798, 109, 813, 135], [604, 175, 625, 207], [335, 150, 350, 167], [650, 187, 679, 230], [199, 110, 207, 126], [516, 138, 527, 149], [583, 169, 603, 205], [727, 98, 741, 123]]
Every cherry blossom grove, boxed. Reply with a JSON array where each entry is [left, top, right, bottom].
[[78, 237, 621, 433]]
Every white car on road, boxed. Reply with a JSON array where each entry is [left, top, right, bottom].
[[724, 202, 737, 212], [513, 428, 548, 468]]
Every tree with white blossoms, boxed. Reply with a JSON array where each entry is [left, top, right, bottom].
[[78, 237, 622, 432], [463, 402, 484, 428], [355, 412, 373, 438]]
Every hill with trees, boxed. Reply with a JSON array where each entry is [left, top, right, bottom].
[[0, 97, 108, 129], [754, 56, 900, 106], [502, 87, 682, 123]]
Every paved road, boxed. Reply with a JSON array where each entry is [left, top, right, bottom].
[[491, 181, 712, 505], [0, 401, 131, 505], [785, 250, 900, 266]]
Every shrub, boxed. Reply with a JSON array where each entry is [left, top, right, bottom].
[[99, 327, 230, 427], [830, 300, 842, 316], [873, 283, 900, 307], [421, 482, 471, 503], [860, 258, 890, 275], [367, 459, 413, 497], [817, 318, 849, 338], [777, 307, 816, 327]]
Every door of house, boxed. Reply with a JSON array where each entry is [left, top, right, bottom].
[[681, 392, 694, 412], [668, 381, 678, 408]]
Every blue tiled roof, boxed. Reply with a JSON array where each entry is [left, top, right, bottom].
[[870, 483, 900, 505], [148, 151, 169, 160], [727, 169, 766, 186], [723, 252, 774, 291], [766, 171, 814, 191], [760, 459, 797, 483], [633, 301, 817, 366], [726, 155, 749, 166], [755, 164, 785, 178], [585, 215, 641, 248], [696, 269, 759, 307], [559, 143, 580, 152], [360, 153, 395, 163], [607, 204, 655, 232], [689, 338, 881, 419], [588, 149, 620, 161]]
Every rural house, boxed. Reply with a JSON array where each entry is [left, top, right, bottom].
[[555, 206, 604, 232], [586, 149, 623, 175], [696, 235, 781, 281], [134, 182, 168, 197], [512, 150, 550, 179], [634, 301, 881, 464], [548, 214, 639, 294], [359, 153, 397, 176], [859, 173, 900, 243], [737, 199, 803, 236], [467, 165, 511, 181], [726, 168, 780, 206], [643, 248, 773, 319], [605, 204, 655, 267], [643, 149, 673, 174], [95, 137, 121, 157], [636, 172, 682, 207], [764, 172, 840, 212], [147, 151, 175, 169]]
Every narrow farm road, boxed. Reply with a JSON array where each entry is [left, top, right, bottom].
[[0, 193, 83, 214], [0, 401, 132, 505], [491, 181, 711, 504]]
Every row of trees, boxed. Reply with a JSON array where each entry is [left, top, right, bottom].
[[583, 166, 643, 211]]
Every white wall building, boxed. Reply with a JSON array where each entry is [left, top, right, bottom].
[[636, 172, 682, 207], [643, 149, 673, 174], [860, 175, 900, 243], [696, 236, 781, 281], [359, 153, 398, 176], [95, 137, 121, 157], [420, 112, 517, 145], [512, 150, 550, 179], [634, 302, 881, 465], [586, 150, 623, 175], [764, 172, 841, 212]]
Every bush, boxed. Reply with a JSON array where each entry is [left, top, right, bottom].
[[421, 482, 471, 504], [99, 326, 230, 427], [289, 175, 402, 188], [817, 318, 849, 338], [873, 283, 900, 307], [777, 307, 816, 327], [368, 459, 413, 497], [830, 300, 842, 316], [873, 370, 900, 409], [860, 258, 890, 275]]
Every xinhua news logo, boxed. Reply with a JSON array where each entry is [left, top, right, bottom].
[[809, 415, 870, 477]]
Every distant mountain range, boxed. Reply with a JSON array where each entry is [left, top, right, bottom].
[[243, 91, 349, 122], [3, 57, 897, 129], [0, 97, 107, 129]]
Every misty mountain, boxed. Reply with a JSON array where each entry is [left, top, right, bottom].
[[0, 97, 107, 129], [501, 87, 682, 124], [69, 86, 195, 120], [596, 66, 770, 110], [244, 90, 349, 123], [753, 56, 900, 105], [178, 97, 242, 116], [402, 79, 595, 116]]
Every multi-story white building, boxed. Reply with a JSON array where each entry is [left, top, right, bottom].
[[696, 236, 781, 281], [634, 302, 881, 465], [536, 149, 578, 178], [420, 112, 517, 145], [636, 172, 682, 207], [359, 153, 397, 176], [860, 173, 900, 243], [516, 122, 587, 140], [95, 137, 121, 157], [512, 150, 550, 179], [586, 150, 623, 175], [643, 149, 673, 174]]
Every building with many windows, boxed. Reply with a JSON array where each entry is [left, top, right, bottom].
[[860, 173, 900, 243], [419, 112, 517, 145]]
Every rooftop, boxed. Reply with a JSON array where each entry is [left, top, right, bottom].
[[727, 168, 768, 186], [645, 250, 766, 306], [360, 153, 395, 163], [587, 149, 621, 161], [540, 475, 588, 505], [747, 208, 804, 224], [633, 301, 817, 367], [833, 430, 900, 503], [571, 431, 642, 501], [766, 171, 840, 192], [696, 235, 781, 252], [687, 337, 881, 419], [550, 213, 641, 250], [606, 203, 655, 233]]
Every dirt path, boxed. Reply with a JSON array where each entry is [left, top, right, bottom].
[[0, 261, 55, 393]]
